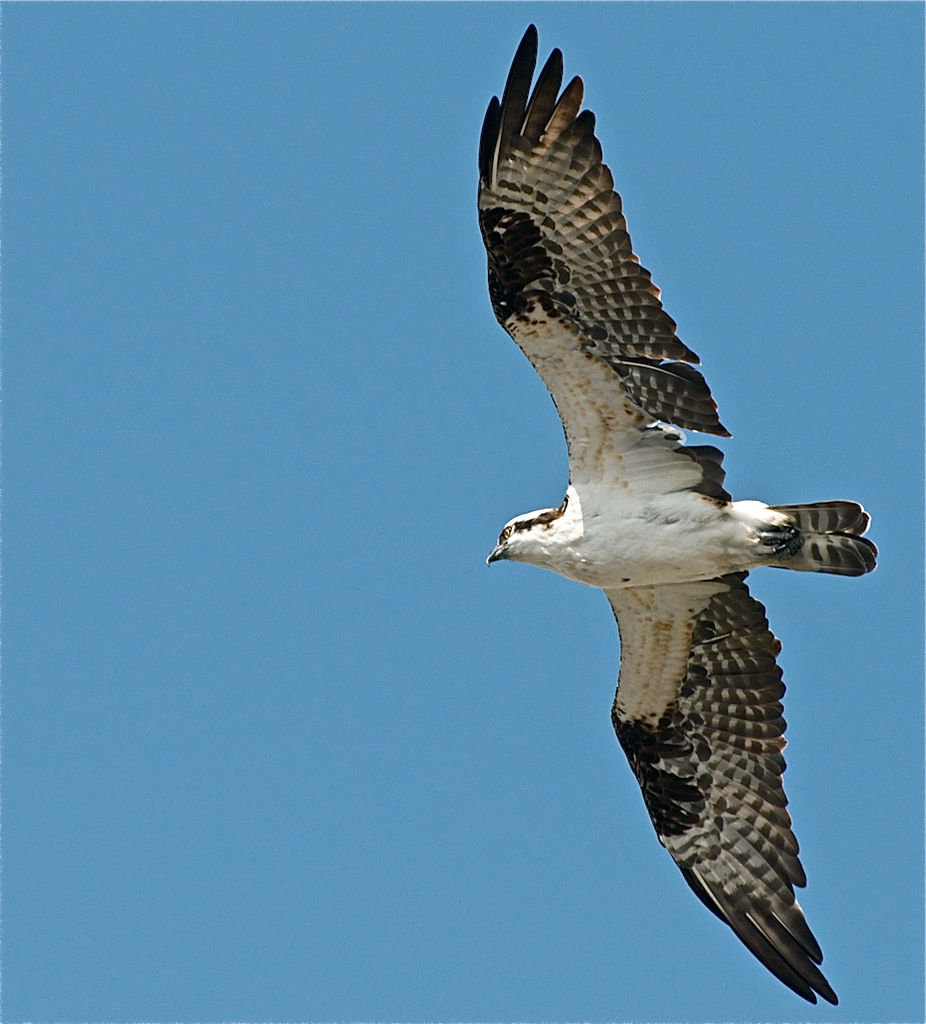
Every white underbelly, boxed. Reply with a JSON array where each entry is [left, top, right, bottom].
[[553, 495, 756, 588]]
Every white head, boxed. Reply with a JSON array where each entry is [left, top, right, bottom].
[[486, 496, 570, 570]]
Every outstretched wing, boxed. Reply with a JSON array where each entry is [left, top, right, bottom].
[[478, 25, 729, 488], [606, 573, 838, 1005]]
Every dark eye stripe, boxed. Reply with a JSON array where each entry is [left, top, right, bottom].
[[512, 494, 569, 534]]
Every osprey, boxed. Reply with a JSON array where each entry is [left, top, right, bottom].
[[479, 26, 876, 1006]]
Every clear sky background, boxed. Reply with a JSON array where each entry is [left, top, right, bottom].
[[5, 4, 923, 1023]]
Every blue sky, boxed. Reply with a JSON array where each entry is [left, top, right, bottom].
[[5, 3, 923, 1022]]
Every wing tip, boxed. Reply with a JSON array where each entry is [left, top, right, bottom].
[[478, 95, 501, 181], [683, 868, 838, 1005]]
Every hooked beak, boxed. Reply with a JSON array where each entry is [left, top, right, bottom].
[[486, 544, 508, 566]]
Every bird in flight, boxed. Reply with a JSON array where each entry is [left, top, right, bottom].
[[478, 25, 876, 1006]]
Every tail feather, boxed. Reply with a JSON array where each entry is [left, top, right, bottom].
[[769, 501, 877, 577]]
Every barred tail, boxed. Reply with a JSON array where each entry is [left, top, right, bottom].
[[770, 501, 877, 577]]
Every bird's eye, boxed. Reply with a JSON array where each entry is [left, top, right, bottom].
[[499, 525, 513, 543]]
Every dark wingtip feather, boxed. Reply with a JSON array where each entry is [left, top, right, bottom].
[[479, 27, 540, 187], [544, 74, 584, 138], [521, 46, 564, 143], [680, 868, 838, 1005], [478, 96, 501, 181], [494, 26, 538, 173]]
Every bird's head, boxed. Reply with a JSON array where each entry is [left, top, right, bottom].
[[486, 497, 570, 568], [486, 515, 531, 566]]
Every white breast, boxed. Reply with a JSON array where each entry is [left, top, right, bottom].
[[540, 485, 759, 589]]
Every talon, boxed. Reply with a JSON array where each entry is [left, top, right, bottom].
[[759, 525, 803, 558]]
